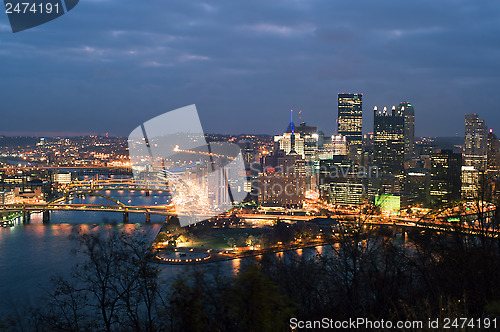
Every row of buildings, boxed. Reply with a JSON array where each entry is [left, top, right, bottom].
[[252, 94, 500, 211]]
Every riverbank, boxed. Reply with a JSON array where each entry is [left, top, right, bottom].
[[153, 237, 340, 265], [0, 212, 22, 227]]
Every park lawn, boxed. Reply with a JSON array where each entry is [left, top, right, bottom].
[[211, 227, 268, 239], [181, 227, 270, 249]]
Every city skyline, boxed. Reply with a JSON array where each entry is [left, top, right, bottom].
[[2, 2, 500, 329], [0, 105, 484, 140], [1, 0, 500, 137]]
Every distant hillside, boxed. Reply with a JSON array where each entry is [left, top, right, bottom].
[[418, 136, 464, 153]]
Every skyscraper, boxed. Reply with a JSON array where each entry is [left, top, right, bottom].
[[275, 111, 319, 160], [397, 101, 415, 160], [286, 121, 319, 163], [238, 141, 256, 168], [338, 93, 363, 146], [487, 129, 500, 175], [373, 106, 405, 175], [465, 114, 488, 170], [461, 165, 479, 199], [405, 168, 430, 206], [430, 149, 462, 204], [274, 133, 304, 157], [318, 156, 364, 205]]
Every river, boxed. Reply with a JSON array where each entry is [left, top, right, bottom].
[[0, 190, 324, 315], [0, 190, 171, 314]]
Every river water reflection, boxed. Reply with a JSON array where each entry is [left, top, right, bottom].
[[0, 190, 327, 315]]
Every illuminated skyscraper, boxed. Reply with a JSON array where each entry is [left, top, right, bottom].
[[238, 140, 255, 167], [430, 150, 462, 204], [461, 165, 479, 199], [465, 114, 488, 170], [487, 129, 500, 175], [373, 106, 405, 175], [405, 168, 430, 206], [397, 102, 415, 160], [274, 133, 304, 157], [275, 110, 304, 156], [276, 111, 320, 163], [318, 135, 348, 160], [338, 93, 363, 146], [286, 121, 319, 163]]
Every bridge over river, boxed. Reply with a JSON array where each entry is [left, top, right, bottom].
[[0, 190, 213, 224]]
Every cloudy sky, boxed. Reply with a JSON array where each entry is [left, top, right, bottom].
[[0, 0, 499, 137]]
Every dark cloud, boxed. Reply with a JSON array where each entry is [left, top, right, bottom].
[[0, 0, 499, 137]]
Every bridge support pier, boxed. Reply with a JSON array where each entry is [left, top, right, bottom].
[[145, 213, 151, 223], [123, 212, 129, 223], [22, 210, 30, 223], [42, 210, 50, 224], [145, 191, 150, 197]]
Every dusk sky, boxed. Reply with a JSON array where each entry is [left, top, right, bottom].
[[1, 0, 499, 137]]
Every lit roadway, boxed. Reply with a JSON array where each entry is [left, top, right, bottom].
[[0, 166, 131, 170], [236, 209, 500, 237], [172, 145, 237, 160], [236, 213, 417, 224], [0, 203, 176, 215], [67, 178, 168, 191]]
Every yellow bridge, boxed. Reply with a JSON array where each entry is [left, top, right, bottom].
[[67, 177, 168, 191], [0, 190, 176, 223]]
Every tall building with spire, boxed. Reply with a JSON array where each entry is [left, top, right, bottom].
[[275, 110, 304, 157], [397, 101, 415, 160], [276, 110, 319, 160], [338, 93, 363, 146]]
